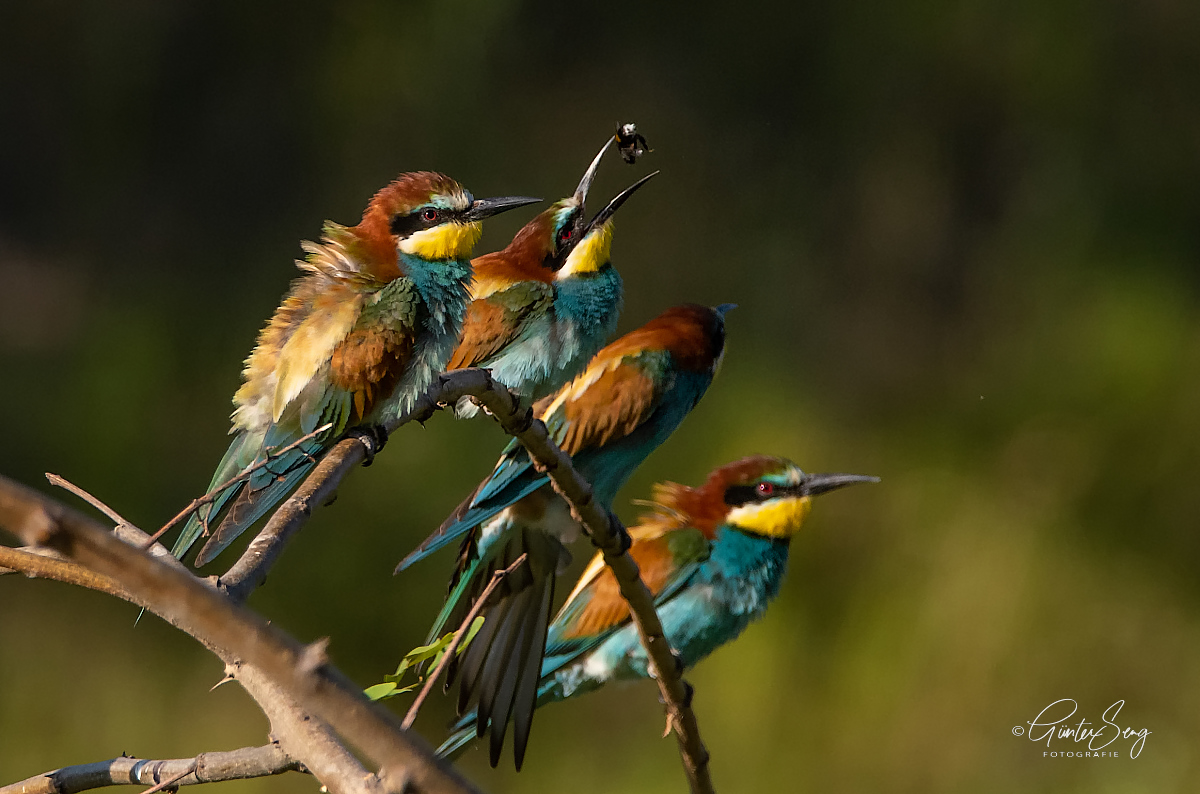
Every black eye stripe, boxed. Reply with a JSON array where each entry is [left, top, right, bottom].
[[723, 482, 802, 506], [390, 206, 456, 237], [723, 484, 758, 506]]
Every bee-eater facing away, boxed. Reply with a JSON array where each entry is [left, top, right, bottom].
[[397, 302, 734, 769], [437, 455, 878, 765], [448, 138, 656, 417], [172, 173, 539, 566]]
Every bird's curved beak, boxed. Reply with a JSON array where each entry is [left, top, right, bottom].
[[800, 473, 880, 497], [572, 137, 616, 206], [464, 195, 542, 221], [583, 171, 659, 232]]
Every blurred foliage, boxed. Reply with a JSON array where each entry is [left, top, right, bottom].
[[3, 0, 1200, 791]]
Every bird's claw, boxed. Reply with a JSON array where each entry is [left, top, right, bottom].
[[348, 425, 388, 466]]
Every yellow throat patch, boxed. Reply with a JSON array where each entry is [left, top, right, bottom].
[[557, 221, 613, 279], [726, 496, 813, 539], [398, 221, 483, 261]]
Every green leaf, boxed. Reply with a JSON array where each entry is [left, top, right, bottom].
[[400, 633, 456, 666], [430, 616, 486, 670], [369, 618, 489, 701], [364, 682, 398, 701], [365, 679, 423, 701]]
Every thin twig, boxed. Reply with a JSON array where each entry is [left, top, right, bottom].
[[136, 763, 196, 794], [42, 474, 185, 569], [143, 423, 333, 548], [0, 474, 484, 794], [402, 553, 529, 731], [45, 473, 130, 527], [0, 744, 298, 794]]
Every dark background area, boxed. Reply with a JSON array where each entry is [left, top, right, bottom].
[[3, 1, 1200, 791]]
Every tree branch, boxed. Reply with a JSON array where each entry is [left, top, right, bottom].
[[0, 744, 296, 794], [441, 372, 715, 793], [0, 494, 380, 794], [230, 661, 383, 794], [0, 476, 484, 794], [209, 369, 714, 792]]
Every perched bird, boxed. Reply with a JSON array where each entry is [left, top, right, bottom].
[[172, 173, 539, 566], [398, 302, 734, 769], [438, 455, 879, 763], [448, 138, 656, 417]]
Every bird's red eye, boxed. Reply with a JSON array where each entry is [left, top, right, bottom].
[[561, 228, 573, 241], [757, 482, 775, 497], [423, 208, 440, 222]]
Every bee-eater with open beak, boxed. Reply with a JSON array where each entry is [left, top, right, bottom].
[[437, 455, 878, 765], [172, 173, 539, 566], [448, 138, 656, 417], [397, 302, 734, 769]]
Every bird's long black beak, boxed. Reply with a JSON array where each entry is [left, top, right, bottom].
[[572, 138, 615, 206], [464, 195, 542, 221], [584, 171, 659, 231], [800, 473, 880, 497]]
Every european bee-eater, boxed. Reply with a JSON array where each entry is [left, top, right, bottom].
[[173, 173, 539, 566], [437, 455, 878, 764], [397, 302, 734, 768], [448, 138, 656, 418]]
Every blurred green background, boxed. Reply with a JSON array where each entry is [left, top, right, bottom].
[[3, 0, 1199, 791]]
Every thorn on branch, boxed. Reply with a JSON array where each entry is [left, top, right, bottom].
[[298, 638, 331, 674], [210, 671, 236, 692]]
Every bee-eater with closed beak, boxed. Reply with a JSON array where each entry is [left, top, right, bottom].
[[173, 173, 539, 566], [448, 138, 656, 417], [438, 455, 878, 765], [397, 302, 734, 769]]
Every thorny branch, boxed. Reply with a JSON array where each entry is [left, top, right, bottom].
[[1, 367, 714, 794], [2, 479, 385, 794], [0, 476, 483, 794]]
